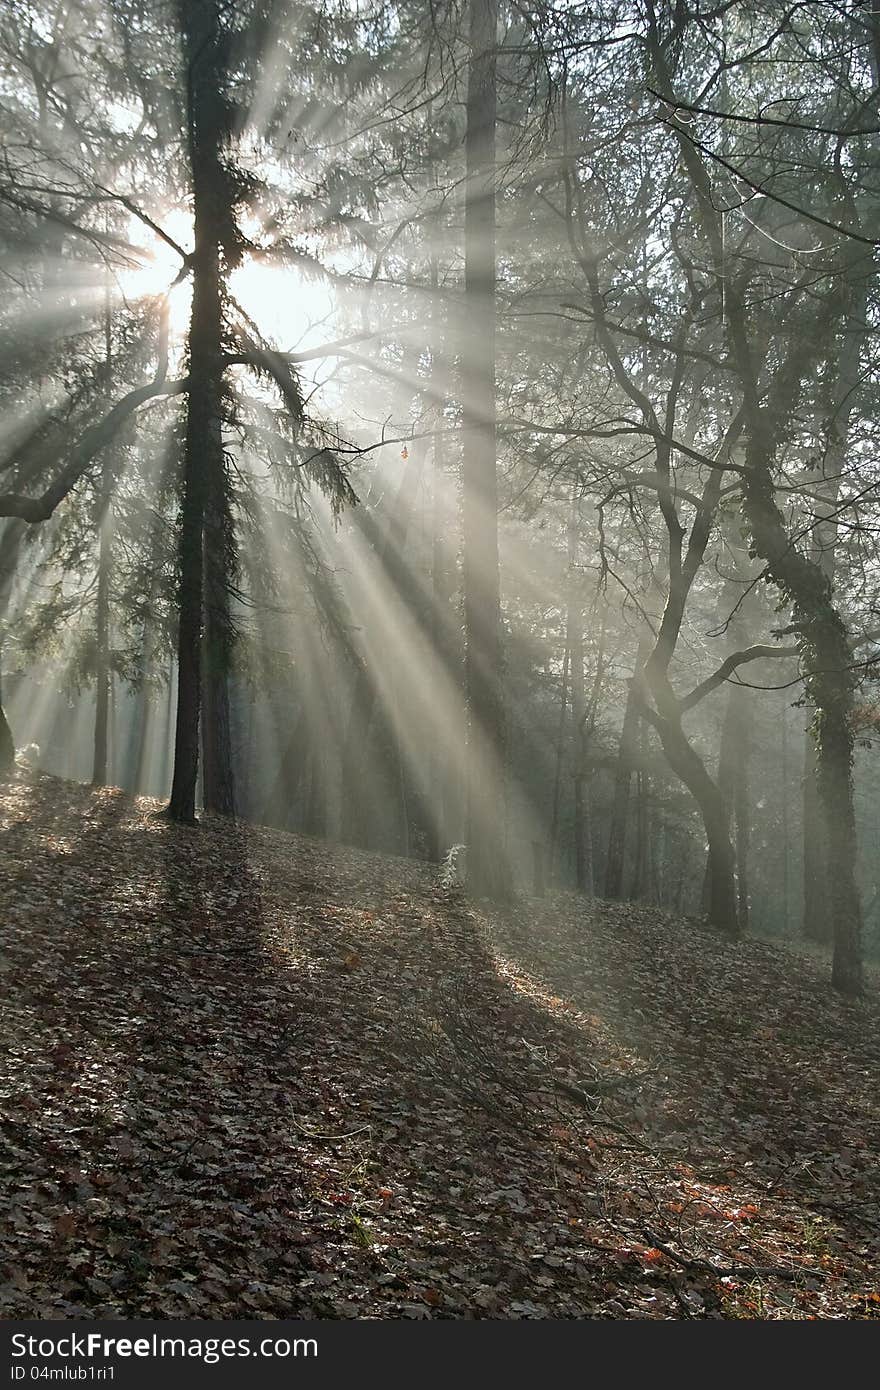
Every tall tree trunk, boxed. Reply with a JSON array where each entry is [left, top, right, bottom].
[[0, 520, 23, 772], [605, 635, 649, 898], [629, 735, 651, 902], [566, 491, 591, 893], [428, 430, 459, 859], [705, 682, 751, 929], [548, 640, 570, 879], [126, 683, 152, 796], [201, 541, 236, 817], [91, 454, 113, 787], [736, 256, 866, 984], [780, 700, 790, 935], [426, 239, 460, 861], [461, 0, 509, 898], [799, 268, 865, 945], [168, 0, 227, 824], [802, 728, 829, 942], [0, 657, 13, 772], [740, 466, 862, 992], [263, 702, 308, 826], [733, 701, 751, 933]]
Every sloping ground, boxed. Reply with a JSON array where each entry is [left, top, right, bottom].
[[1, 772, 879, 1319]]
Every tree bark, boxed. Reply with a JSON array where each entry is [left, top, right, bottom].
[[426, 241, 460, 862], [644, 698, 738, 933], [704, 682, 751, 930], [0, 647, 13, 772], [461, 0, 509, 899], [566, 491, 594, 893], [802, 728, 829, 943], [201, 536, 236, 818], [605, 635, 649, 898], [799, 266, 865, 947], [548, 639, 570, 880], [167, 0, 227, 824], [91, 454, 113, 787], [0, 520, 23, 772]]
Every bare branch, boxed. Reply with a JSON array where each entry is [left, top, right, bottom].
[[680, 645, 799, 714]]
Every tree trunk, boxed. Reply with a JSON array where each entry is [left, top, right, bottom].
[[802, 727, 829, 943], [91, 455, 113, 786], [428, 432, 459, 859], [739, 451, 862, 991], [125, 681, 152, 796], [0, 520, 23, 772], [567, 491, 591, 893], [648, 705, 738, 933], [733, 714, 751, 933], [548, 640, 570, 879], [605, 636, 649, 898], [0, 648, 13, 772], [168, 0, 227, 824], [426, 245, 459, 862], [702, 680, 751, 928], [798, 266, 865, 946], [629, 741, 651, 902], [201, 542, 236, 817], [461, 0, 509, 899], [263, 703, 307, 826]]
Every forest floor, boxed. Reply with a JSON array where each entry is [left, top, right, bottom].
[[2, 771, 880, 1320]]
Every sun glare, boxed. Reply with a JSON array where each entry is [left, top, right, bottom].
[[229, 258, 337, 350], [118, 208, 338, 352], [119, 209, 192, 298]]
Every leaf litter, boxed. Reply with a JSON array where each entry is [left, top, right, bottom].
[[1, 771, 879, 1319]]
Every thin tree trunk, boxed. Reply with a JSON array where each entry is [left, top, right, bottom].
[[462, 0, 509, 899], [780, 701, 790, 935], [802, 725, 828, 942], [567, 497, 589, 892], [548, 640, 570, 879], [0, 645, 13, 772], [426, 241, 459, 862], [91, 454, 113, 786], [128, 683, 153, 796], [605, 635, 649, 898], [629, 728, 650, 901], [264, 703, 308, 826], [702, 680, 750, 923], [0, 520, 23, 772], [734, 717, 751, 933]]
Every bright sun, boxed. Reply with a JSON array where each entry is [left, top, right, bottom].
[[118, 209, 336, 351]]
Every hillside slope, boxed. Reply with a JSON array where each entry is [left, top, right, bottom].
[[1, 772, 879, 1319]]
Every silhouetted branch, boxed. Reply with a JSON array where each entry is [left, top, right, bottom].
[[0, 378, 188, 523], [680, 646, 799, 714]]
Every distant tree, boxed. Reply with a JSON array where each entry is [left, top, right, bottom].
[[461, 0, 511, 898]]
